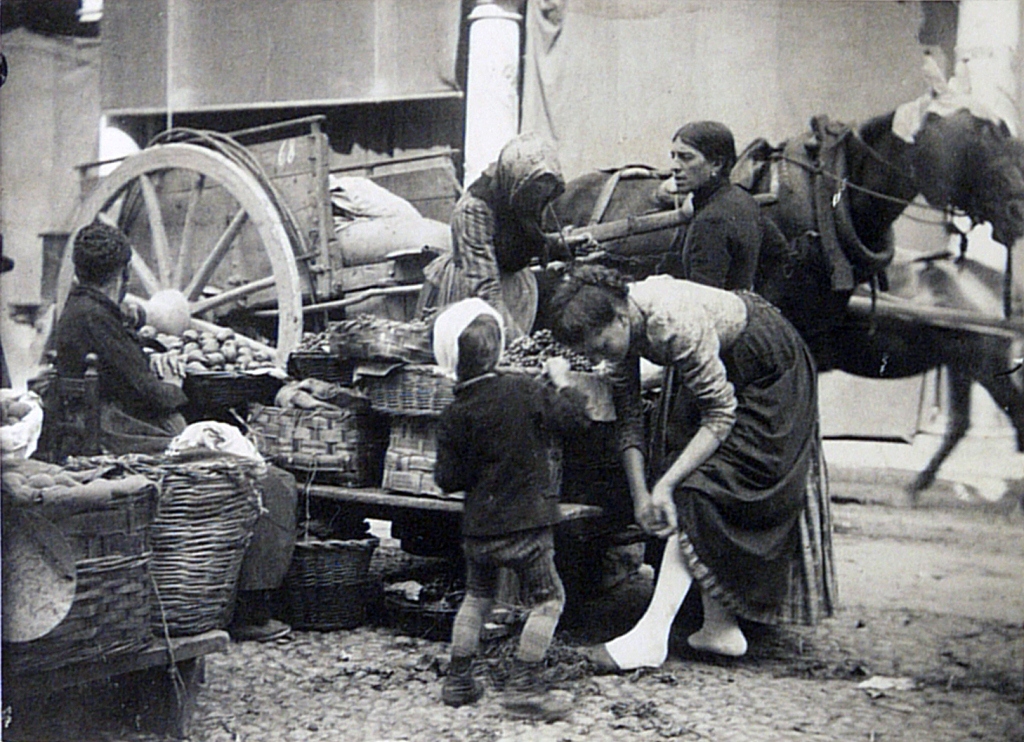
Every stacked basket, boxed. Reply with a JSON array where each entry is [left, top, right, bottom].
[[248, 395, 388, 487], [381, 416, 447, 498], [2, 460, 158, 674]]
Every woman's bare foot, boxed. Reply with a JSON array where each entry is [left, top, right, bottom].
[[686, 625, 748, 657]]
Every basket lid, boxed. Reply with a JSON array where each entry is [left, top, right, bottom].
[[2, 508, 77, 642]]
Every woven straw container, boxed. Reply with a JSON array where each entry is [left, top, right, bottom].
[[248, 402, 388, 487], [360, 365, 454, 416], [380, 416, 449, 497], [144, 455, 263, 637], [2, 469, 158, 675], [278, 537, 380, 630]]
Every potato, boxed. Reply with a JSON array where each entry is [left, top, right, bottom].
[[182, 329, 200, 342], [215, 327, 235, 343], [205, 351, 225, 367], [200, 340, 221, 354], [185, 361, 209, 374], [183, 341, 201, 354], [26, 473, 57, 488], [186, 349, 207, 364], [138, 324, 158, 339], [2, 471, 28, 489], [221, 342, 238, 363]]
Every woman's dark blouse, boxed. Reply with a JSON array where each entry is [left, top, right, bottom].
[[681, 180, 762, 290], [55, 285, 188, 422], [434, 372, 589, 538]]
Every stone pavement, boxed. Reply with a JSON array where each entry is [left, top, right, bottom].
[[9, 499, 1021, 742], [185, 501, 1024, 741]]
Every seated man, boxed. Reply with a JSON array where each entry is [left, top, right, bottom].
[[54, 222, 294, 642], [55, 221, 188, 452]]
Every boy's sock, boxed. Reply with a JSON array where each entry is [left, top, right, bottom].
[[516, 596, 563, 664], [450, 593, 493, 658]]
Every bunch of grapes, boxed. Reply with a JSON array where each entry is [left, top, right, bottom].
[[504, 329, 594, 371]]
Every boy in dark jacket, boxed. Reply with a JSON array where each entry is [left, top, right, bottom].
[[434, 307, 589, 720]]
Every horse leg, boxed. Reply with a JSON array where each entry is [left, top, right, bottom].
[[909, 367, 972, 500]]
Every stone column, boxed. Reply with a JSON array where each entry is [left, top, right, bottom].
[[462, 1, 523, 187]]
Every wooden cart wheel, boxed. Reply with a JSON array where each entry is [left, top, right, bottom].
[[57, 143, 304, 364]]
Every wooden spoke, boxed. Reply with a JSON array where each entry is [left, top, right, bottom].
[[173, 174, 205, 289], [130, 248, 162, 297], [184, 208, 247, 301], [190, 276, 277, 315], [138, 173, 172, 287]]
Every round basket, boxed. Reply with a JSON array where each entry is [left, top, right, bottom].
[[145, 457, 263, 637], [278, 537, 380, 631]]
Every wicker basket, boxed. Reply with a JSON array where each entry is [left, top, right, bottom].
[[183, 371, 285, 409], [3, 553, 154, 674], [287, 352, 354, 384], [3, 474, 157, 675], [360, 365, 454, 416], [329, 317, 433, 364], [248, 403, 388, 487], [384, 593, 459, 642], [144, 456, 263, 637], [277, 537, 380, 630], [381, 416, 449, 497]]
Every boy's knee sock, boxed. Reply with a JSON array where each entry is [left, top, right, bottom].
[[605, 533, 692, 669], [516, 596, 563, 664], [450, 594, 493, 658]]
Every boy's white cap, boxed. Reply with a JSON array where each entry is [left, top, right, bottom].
[[432, 298, 505, 380]]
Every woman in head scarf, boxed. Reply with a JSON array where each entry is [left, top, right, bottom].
[[417, 133, 565, 340], [670, 121, 762, 291]]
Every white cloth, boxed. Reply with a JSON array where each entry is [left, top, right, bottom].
[[893, 52, 1019, 143], [431, 298, 505, 380]]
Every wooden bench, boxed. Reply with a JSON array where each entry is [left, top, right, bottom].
[[3, 630, 229, 740]]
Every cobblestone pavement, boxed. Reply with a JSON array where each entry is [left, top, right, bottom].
[[189, 500, 1024, 742], [13, 499, 1024, 742]]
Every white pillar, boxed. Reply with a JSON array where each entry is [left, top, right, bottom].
[[463, 1, 522, 187]]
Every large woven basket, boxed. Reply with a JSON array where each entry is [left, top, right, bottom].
[[360, 365, 454, 416], [248, 402, 388, 487], [3, 472, 157, 675], [277, 537, 380, 630], [145, 456, 263, 637]]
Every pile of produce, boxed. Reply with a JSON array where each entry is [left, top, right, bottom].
[[504, 329, 594, 371], [1, 457, 154, 507], [295, 329, 334, 354], [139, 326, 277, 374]]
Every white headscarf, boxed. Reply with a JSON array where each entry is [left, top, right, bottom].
[[432, 298, 505, 380]]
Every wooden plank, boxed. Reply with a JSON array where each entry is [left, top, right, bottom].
[[304, 484, 605, 522], [4, 630, 230, 695]]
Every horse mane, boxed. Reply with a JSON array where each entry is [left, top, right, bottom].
[[857, 111, 897, 147]]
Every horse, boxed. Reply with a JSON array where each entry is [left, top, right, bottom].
[[544, 108, 1024, 497]]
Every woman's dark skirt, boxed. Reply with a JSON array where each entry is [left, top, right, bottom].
[[658, 292, 835, 625]]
